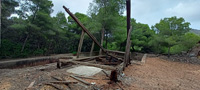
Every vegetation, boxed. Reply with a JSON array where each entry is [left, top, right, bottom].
[[1, 0, 200, 59]]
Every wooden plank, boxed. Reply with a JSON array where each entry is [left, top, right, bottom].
[[77, 30, 85, 58], [90, 41, 95, 56], [45, 83, 64, 90], [70, 75, 91, 85], [50, 81, 78, 84], [74, 75, 99, 80]]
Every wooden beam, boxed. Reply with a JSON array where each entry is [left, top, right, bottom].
[[60, 60, 116, 70], [99, 28, 105, 55], [90, 41, 95, 56], [123, 26, 132, 69], [63, 6, 106, 53], [50, 81, 78, 84], [77, 30, 85, 58], [70, 75, 91, 85]]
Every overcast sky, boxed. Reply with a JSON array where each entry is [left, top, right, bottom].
[[51, 0, 200, 30]]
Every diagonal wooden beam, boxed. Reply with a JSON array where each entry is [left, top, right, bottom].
[[63, 6, 106, 53]]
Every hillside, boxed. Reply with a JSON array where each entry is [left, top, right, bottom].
[[190, 29, 200, 35]]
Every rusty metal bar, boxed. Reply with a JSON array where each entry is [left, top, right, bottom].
[[63, 6, 106, 53]]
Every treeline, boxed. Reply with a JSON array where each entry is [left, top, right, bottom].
[[1, 0, 200, 59]]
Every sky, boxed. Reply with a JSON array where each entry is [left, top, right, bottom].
[[51, 0, 200, 30]]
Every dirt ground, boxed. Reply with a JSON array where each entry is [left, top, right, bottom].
[[0, 55, 200, 90], [124, 56, 200, 90]]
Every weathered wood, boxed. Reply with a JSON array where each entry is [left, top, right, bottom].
[[70, 75, 91, 85], [60, 60, 116, 70], [107, 50, 125, 54], [25, 80, 35, 90], [77, 30, 85, 58], [45, 83, 64, 90], [50, 81, 78, 84], [101, 70, 109, 77], [90, 41, 95, 56], [74, 75, 99, 80], [51, 76, 63, 81], [123, 26, 132, 69], [99, 28, 105, 55], [63, 6, 106, 53], [75, 55, 106, 61]]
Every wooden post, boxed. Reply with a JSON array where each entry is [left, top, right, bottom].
[[99, 28, 105, 55], [77, 30, 85, 58], [0, 0, 2, 47], [90, 41, 95, 56], [123, 26, 132, 70]]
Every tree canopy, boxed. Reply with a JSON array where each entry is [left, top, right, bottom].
[[1, 0, 200, 59]]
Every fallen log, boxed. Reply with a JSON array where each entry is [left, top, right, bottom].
[[70, 75, 91, 85], [59, 60, 116, 70]]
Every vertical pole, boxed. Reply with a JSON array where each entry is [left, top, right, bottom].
[[126, 0, 131, 35], [90, 41, 95, 56], [123, 26, 132, 70], [0, 0, 1, 47], [77, 30, 85, 58], [99, 28, 104, 55]]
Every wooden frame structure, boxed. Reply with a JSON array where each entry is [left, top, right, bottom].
[[59, 0, 132, 81]]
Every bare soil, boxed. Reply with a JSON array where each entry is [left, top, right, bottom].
[[124, 56, 200, 90], [0, 55, 200, 90]]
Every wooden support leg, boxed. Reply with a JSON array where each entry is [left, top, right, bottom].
[[90, 41, 95, 56], [123, 26, 132, 70], [77, 30, 85, 58], [99, 28, 105, 55]]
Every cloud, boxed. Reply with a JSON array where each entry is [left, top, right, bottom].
[[51, 0, 93, 17], [51, 0, 200, 29], [166, 1, 200, 21], [165, 0, 200, 29]]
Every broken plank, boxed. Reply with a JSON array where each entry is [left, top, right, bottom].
[[70, 75, 91, 85]]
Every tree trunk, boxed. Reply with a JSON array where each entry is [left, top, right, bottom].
[[90, 41, 95, 56], [99, 28, 105, 55], [77, 30, 85, 58], [168, 46, 171, 58], [21, 34, 29, 52]]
